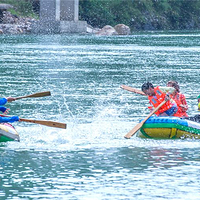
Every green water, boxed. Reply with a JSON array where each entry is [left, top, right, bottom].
[[0, 32, 200, 199]]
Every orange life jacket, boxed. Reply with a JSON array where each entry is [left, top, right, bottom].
[[148, 86, 176, 116], [171, 93, 188, 117]]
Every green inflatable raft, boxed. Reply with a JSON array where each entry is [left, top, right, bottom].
[[137, 116, 200, 139], [0, 123, 19, 142]]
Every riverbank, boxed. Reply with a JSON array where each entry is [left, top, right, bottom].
[[0, 9, 130, 35], [1, 0, 200, 34], [0, 10, 36, 34], [0, 1, 37, 34]]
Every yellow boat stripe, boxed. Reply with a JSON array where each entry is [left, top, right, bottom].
[[170, 128, 177, 138]]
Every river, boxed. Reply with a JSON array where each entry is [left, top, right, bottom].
[[0, 32, 200, 199]]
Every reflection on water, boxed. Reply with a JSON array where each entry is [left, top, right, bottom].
[[0, 32, 200, 199], [1, 143, 200, 199]]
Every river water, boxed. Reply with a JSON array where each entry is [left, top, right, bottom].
[[0, 32, 200, 199]]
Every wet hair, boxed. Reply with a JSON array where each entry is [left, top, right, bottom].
[[141, 82, 154, 92], [167, 80, 180, 93]]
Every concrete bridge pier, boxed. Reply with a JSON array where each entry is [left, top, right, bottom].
[[32, 0, 87, 33]]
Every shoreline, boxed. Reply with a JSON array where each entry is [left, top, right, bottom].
[[0, 11, 36, 34], [0, 11, 200, 35]]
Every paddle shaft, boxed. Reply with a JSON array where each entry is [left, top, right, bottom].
[[124, 100, 167, 139], [15, 91, 51, 100], [20, 118, 66, 129], [0, 114, 66, 129], [120, 85, 146, 96]]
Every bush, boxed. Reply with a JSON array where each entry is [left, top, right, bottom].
[[0, 0, 37, 18], [79, 0, 200, 30]]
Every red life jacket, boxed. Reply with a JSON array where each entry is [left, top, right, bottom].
[[148, 86, 176, 116], [171, 93, 188, 117]]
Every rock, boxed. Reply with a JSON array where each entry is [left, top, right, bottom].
[[0, 4, 14, 23], [114, 24, 131, 35], [0, 24, 20, 34], [96, 25, 118, 36], [1, 11, 18, 24], [86, 24, 100, 34], [0, 4, 13, 10], [0, 29, 3, 34], [0, 11, 36, 34]]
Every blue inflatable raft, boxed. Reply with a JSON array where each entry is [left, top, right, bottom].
[[137, 116, 200, 139]]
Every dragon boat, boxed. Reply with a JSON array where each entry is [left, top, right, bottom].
[[0, 123, 19, 142], [137, 116, 200, 139]]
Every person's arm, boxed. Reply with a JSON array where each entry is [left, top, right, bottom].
[[0, 116, 19, 123], [159, 86, 175, 94], [159, 86, 176, 104], [0, 106, 7, 113], [0, 98, 7, 105], [6, 97, 16, 102], [0, 97, 16, 106]]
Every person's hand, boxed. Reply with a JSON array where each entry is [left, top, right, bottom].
[[180, 104, 188, 112], [3, 108, 10, 114], [165, 94, 170, 101], [148, 106, 153, 112], [6, 97, 16, 102]]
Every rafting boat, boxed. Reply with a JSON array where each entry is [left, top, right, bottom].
[[137, 116, 200, 139], [0, 123, 19, 142]]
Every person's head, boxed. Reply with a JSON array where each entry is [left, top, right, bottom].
[[141, 82, 155, 96], [167, 80, 180, 93]]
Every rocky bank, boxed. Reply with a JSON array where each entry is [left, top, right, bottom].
[[0, 3, 130, 35], [0, 10, 36, 34]]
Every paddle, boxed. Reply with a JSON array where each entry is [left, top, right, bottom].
[[19, 118, 67, 129], [0, 115, 66, 129], [124, 100, 167, 139], [120, 85, 146, 96], [15, 91, 51, 100]]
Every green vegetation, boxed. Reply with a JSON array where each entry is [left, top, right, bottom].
[[79, 0, 200, 30], [0, 0, 37, 18], [1, 0, 200, 30]]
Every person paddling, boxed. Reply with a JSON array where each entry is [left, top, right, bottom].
[[0, 97, 16, 104], [0, 96, 16, 114], [0, 96, 19, 123], [167, 81, 188, 117], [141, 82, 178, 117]]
